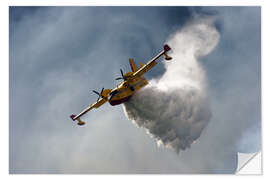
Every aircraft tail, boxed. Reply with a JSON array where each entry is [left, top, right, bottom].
[[129, 58, 139, 72]]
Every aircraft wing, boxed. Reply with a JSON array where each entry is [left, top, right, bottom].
[[70, 97, 107, 125], [132, 44, 172, 78]]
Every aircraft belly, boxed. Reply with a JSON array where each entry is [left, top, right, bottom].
[[109, 95, 132, 106], [109, 79, 148, 106]]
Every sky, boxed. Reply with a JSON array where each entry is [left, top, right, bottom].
[[9, 6, 261, 174]]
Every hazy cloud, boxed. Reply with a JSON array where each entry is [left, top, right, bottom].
[[10, 7, 260, 174]]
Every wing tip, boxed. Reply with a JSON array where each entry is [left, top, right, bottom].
[[70, 114, 76, 121], [164, 44, 171, 52]]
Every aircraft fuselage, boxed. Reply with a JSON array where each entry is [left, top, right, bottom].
[[108, 76, 148, 106]]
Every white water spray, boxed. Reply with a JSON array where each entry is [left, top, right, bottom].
[[123, 17, 220, 153]]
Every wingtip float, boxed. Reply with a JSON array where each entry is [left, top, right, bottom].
[[70, 44, 172, 126]]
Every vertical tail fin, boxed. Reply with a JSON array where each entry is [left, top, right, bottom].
[[129, 58, 139, 72]]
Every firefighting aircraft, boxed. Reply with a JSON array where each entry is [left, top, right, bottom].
[[70, 44, 172, 125]]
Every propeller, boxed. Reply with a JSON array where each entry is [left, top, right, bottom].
[[115, 69, 126, 81], [92, 87, 104, 102], [115, 69, 135, 91]]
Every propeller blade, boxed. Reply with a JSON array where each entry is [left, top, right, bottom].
[[120, 69, 124, 78], [92, 90, 101, 102], [92, 90, 100, 96], [115, 69, 125, 81], [93, 87, 105, 102], [100, 87, 104, 97]]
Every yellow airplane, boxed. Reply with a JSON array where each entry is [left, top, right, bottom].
[[70, 44, 172, 125]]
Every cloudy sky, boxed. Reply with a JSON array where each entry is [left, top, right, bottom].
[[9, 6, 261, 174]]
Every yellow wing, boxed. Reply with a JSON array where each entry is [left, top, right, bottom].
[[132, 44, 172, 78], [70, 89, 112, 125], [80, 98, 107, 116]]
